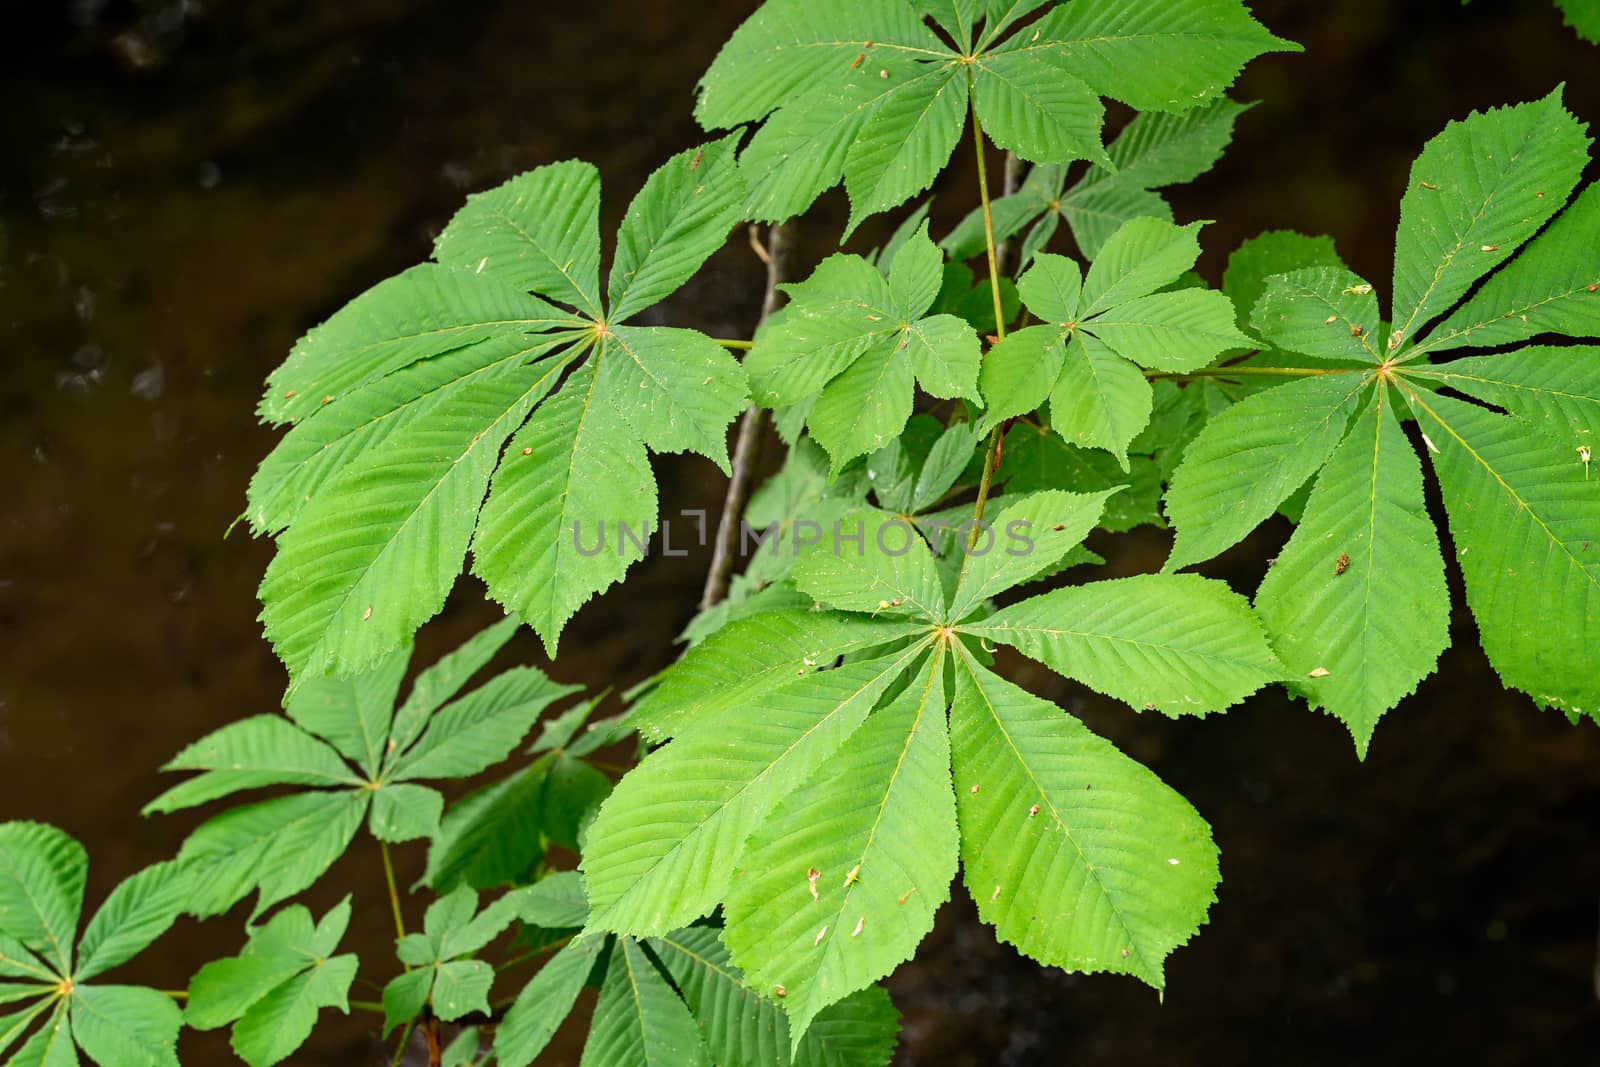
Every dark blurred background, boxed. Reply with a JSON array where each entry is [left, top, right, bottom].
[[2, 1, 1598, 1063]]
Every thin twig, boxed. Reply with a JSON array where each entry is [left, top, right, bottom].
[[700, 223, 791, 611]]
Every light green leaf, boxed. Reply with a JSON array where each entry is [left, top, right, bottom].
[[745, 258, 899, 407], [1391, 88, 1590, 349], [173, 791, 368, 919], [1002, 0, 1298, 112], [260, 355, 571, 684], [694, 0, 945, 130], [432, 960, 494, 1022], [247, 337, 560, 536], [74, 864, 187, 982], [433, 160, 603, 316], [495, 936, 607, 1067], [68, 986, 180, 1067], [1251, 267, 1383, 363], [1085, 288, 1254, 372], [144, 716, 358, 815], [0, 824, 83, 976], [6, 1002, 75, 1067], [1413, 390, 1600, 720], [724, 650, 957, 1045], [1016, 253, 1081, 323], [1082, 98, 1251, 191], [739, 66, 907, 224], [368, 784, 444, 843], [1416, 183, 1600, 354], [186, 900, 355, 1067], [999, 424, 1166, 532], [843, 65, 968, 236], [950, 490, 1114, 619], [791, 510, 945, 619], [0, 934, 52, 984], [1164, 371, 1369, 571], [977, 325, 1066, 435], [966, 573, 1282, 715], [1059, 183, 1168, 260], [901, 314, 982, 401], [886, 221, 944, 316], [1222, 230, 1345, 330], [971, 50, 1108, 167], [949, 652, 1218, 987], [626, 610, 925, 742], [1047, 331, 1151, 468], [285, 647, 409, 777], [609, 137, 747, 321], [387, 616, 522, 770], [1079, 218, 1203, 317], [260, 264, 578, 426], [392, 667, 577, 782], [581, 938, 710, 1067], [911, 422, 981, 513], [514, 872, 589, 929], [0, 1000, 56, 1059], [441, 1028, 480, 1067], [583, 649, 925, 936], [228, 956, 357, 1067], [1256, 392, 1450, 755], [380, 969, 430, 1037], [600, 327, 747, 472], [472, 361, 657, 656], [809, 343, 917, 471]]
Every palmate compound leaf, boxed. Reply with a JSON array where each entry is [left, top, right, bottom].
[[723, 646, 957, 1047], [582, 642, 934, 937], [703, 0, 1289, 229], [185, 898, 357, 1067], [381, 885, 528, 1035], [649, 926, 900, 1067], [977, 221, 1252, 467], [493, 935, 609, 1067], [1164, 90, 1600, 742], [146, 623, 575, 918], [949, 649, 1218, 986], [0, 824, 187, 1067], [744, 225, 981, 471], [256, 141, 747, 683], [1254, 388, 1450, 755]]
